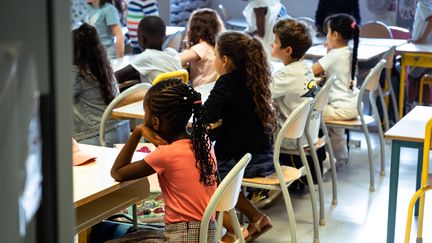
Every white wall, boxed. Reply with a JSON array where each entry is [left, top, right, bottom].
[[211, 0, 397, 26]]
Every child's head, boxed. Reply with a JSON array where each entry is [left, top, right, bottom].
[[144, 79, 217, 186], [272, 18, 312, 61], [138, 16, 166, 51], [73, 23, 115, 104], [324, 13, 360, 81], [185, 8, 225, 48], [215, 31, 277, 134]]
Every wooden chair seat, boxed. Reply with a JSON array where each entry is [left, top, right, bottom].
[[242, 166, 301, 185], [325, 115, 375, 127]]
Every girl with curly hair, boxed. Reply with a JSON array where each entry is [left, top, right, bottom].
[[111, 79, 218, 242], [72, 23, 129, 146], [204, 31, 277, 242], [180, 8, 224, 87]]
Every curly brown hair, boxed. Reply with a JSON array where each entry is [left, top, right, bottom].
[[216, 31, 277, 134], [185, 8, 225, 49], [273, 18, 312, 60]]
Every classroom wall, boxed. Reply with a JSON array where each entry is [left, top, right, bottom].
[[211, 0, 397, 26]]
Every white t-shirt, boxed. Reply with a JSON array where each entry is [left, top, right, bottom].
[[318, 46, 359, 109], [189, 42, 217, 88], [130, 48, 181, 84], [271, 60, 319, 150], [243, 0, 282, 56], [412, 0, 432, 44]]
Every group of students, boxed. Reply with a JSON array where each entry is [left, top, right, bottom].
[[73, 13, 360, 243]]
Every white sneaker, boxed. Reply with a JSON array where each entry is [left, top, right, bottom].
[[323, 152, 331, 175]]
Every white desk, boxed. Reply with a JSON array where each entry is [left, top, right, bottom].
[[74, 144, 159, 233], [305, 44, 390, 62], [112, 82, 216, 120]]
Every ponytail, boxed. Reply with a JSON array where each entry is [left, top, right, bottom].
[[351, 22, 359, 83], [146, 79, 217, 186]]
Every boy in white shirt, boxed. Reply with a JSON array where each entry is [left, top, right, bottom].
[[271, 18, 317, 150], [115, 16, 181, 84]]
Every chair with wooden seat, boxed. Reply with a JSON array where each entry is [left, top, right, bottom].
[[199, 153, 252, 243], [277, 77, 338, 226], [162, 30, 184, 51], [404, 118, 432, 243], [388, 26, 411, 40], [218, 4, 248, 30], [152, 69, 189, 86], [360, 21, 393, 39], [377, 46, 399, 131], [325, 59, 387, 192], [242, 98, 320, 243]]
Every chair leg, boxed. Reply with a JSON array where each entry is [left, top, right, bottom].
[[228, 209, 245, 243], [378, 86, 390, 132], [360, 119, 375, 192], [419, 77, 425, 105], [216, 212, 224, 241], [387, 73, 399, 122], [305, 132, 326, 226], [404, 186, 432, 243], [370, 95, 386, 176], [321, 119, 338, 205], [279, 182, 298, 243], [297, 139, 320, 243]]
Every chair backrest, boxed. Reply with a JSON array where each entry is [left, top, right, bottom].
[[312, 76, 336, 112], [388, 25, 411, 40], [357, 59, 386, 113], [162, 30, 184, 51], [152, 69, 189, 86], [199, 153, 252, 243], [383, 46, 395, 69], [99, 83, 151, 146], [276, 98, 313, 144], [360, 21, 393, 39]]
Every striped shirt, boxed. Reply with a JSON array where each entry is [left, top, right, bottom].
[[126, 0, 159, 48]]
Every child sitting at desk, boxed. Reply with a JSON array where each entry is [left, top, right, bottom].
[[180, 8, 224, 88], [111, 79, 218, 242], [204, 31, 277, 242], [270, 18, 323, 186], [115, 16, 181, 84], [312, 13, 360, 167], [72, 23, 130, 146]]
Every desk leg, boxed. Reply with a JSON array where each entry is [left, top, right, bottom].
[[415, 148, 423, 216], [78, 228, 91, 243], [399, 55, 406, 117], [387, 141, 401, 243]]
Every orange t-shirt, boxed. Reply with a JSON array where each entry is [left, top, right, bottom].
[[145, 139, 217, 224]]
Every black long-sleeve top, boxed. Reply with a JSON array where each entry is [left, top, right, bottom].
[[315, 0, 361, 35], [204, 71, 273, 161]]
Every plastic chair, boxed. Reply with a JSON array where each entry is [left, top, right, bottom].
[[151, 69, 189, 86], [162, 30, 184, 51], [388, 26, 411, 40], [360, 21, 393, 39], [377, 46, 399, 131], [218, 4, 248, 30], [99, 83, 152, 146], [419, 73, 432, 105], [242, 98, 320, 243], [404, 118, 432, 243], [325, 60, 387, 191], [278, 77, 338, 226], [199, 153, 252, 243]]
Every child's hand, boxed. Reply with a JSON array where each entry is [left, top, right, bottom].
[[135, 125, 168, 146]]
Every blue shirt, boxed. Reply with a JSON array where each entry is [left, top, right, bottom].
[[85, 3, 120, 47]]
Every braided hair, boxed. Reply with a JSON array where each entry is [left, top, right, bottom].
[[324, 14, 360, 84], [145, 79, 217, 186]]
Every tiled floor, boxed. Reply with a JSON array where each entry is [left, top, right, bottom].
[[253, 131, 432, 243]]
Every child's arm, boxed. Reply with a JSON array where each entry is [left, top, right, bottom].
[[111, 125, 167, 181], [414, 16, 432, 44], [112, 24, 125, 58], [115, 65, 141, 83], [312, 62, 324, 77], [180, 49, 200, 66]]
